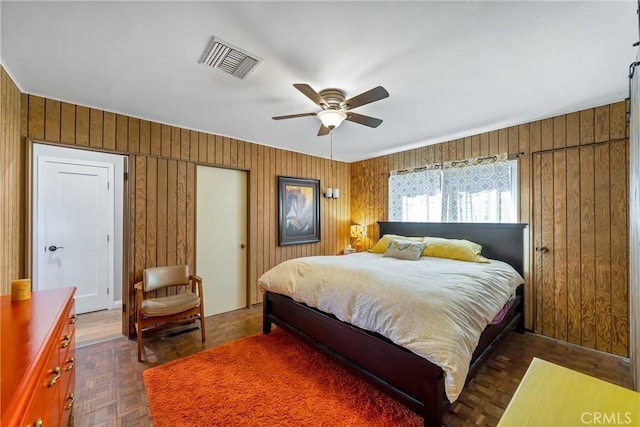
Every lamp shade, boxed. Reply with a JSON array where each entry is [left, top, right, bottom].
[[317, 110, 347, 129], [350, 224, 366, 238]]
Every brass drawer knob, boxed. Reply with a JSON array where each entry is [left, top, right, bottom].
[[61, 334, 71, 348], [65, 393, 75, 410], [66, 356, 75, 371], [34, 418, 44, 427], [48, 366, 61, 388], [69, 314, 78, 324]]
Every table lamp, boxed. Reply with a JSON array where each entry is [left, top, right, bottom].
[[350, 224, 367, 252]]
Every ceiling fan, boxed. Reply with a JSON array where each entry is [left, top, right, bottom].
[[272, 83, 389, 136]]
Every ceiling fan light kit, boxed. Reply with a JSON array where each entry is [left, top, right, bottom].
[[317, 110, 347, 129], [273, 83, 389, 136]]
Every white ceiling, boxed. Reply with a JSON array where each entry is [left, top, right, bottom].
[[1, 1, 638, 162]]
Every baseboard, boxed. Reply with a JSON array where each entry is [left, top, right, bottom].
[[528, 332, 631, 363]]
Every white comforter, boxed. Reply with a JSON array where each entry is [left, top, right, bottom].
[[257, 252, 524, 402]]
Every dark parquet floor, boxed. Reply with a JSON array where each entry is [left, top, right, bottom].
[[70, 305, 631, 426]]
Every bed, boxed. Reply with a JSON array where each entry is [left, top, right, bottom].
[[260, 221, 526, 427]]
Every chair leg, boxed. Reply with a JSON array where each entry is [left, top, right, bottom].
[[136, 286, 144, 362], [137, 321, 143, 362], [200, 306, 206, 342]]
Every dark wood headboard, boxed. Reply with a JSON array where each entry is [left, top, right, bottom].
[[378, 222, 527, 276]]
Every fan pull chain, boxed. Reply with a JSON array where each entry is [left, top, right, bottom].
[[330, 130, 334, 164]]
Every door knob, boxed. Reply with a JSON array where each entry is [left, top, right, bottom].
[[240, 243, 247, 249], [535, 246, 549, 253], [47, 245, 64, 252]]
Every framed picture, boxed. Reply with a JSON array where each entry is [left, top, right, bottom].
[[278, 176, 320, 246]]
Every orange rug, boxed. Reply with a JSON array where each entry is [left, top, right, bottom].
[[143, 328, 422, 426]]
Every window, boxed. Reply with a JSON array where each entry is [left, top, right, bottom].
[[388, 158, 518, 223], [389, 169, 442, 222]]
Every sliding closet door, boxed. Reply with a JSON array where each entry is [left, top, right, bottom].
[[629, 52, 640, 390], [196, 166, 248, 316], [532, 142, 628, 356]]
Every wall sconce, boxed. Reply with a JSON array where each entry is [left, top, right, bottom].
[[350, 224, 367, 251], [324, 188, 339, 199]]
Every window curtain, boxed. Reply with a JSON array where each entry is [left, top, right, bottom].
[[388, 168, 442, 221], [441, 156, 515, 222], [388, 153, 517, 223]]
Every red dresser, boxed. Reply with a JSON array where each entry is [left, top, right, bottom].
[[1, 287, 77, 427]]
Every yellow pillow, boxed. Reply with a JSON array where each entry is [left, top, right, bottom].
[[369, 234, 424, 254], [422, 236, 489, 263]]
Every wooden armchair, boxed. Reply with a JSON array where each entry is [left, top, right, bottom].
[[134, 265, 205, 362]]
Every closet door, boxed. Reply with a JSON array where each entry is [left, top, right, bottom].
[[532, 142, 628, 356], [196, 166, 248, 316], [629, 54, 640, 390]]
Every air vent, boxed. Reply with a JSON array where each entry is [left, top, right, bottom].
[[198, 36, 263, 80]]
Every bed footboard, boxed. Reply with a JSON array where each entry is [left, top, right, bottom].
[[263, 283, 524, 427], [263, 291, 448, 427]]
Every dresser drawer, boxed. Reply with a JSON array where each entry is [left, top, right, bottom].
[[60, 368, 76, 427], [59, 331, 76, 413], [54, 300, 76, 425], [65, 302, 77, 341], [41, 333, 63, 426], [0, 288, 76, 427], [21, 386, 44, 427]]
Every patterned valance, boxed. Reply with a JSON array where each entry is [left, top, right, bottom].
[[390, 152, 515, 176]]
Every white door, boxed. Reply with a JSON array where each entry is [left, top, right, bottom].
[[196, 166, 247, 316], [36, 157, 111, 314]]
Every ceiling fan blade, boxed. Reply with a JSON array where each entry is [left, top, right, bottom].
[[293, 83, 328, 108], [317, 124, 330, 136], [344, 86, 389, 110], [272, 112, 317, 120], [345, 112, 383, 128]]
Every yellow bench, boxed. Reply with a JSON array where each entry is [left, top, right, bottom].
[[498, 357, 640, 426]]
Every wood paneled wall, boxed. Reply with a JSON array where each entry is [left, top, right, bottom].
[[18, 94, 351, 333], [0, 67, 23, 295], [351, 101, 629, 356], [1, 61, 630, 356]]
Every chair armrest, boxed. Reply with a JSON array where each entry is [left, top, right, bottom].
[[189, 274, 203, 297], [134, 281, 144, 317]]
